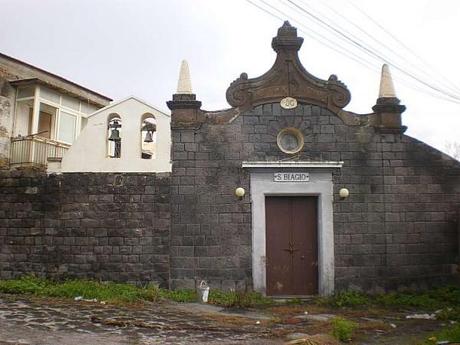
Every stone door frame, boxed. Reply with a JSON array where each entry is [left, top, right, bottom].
[[243, 161, 342, 296]]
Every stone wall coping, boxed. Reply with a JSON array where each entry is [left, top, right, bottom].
[[241, 161, 344, 168]]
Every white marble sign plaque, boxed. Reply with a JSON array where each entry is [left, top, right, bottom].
[[280, 97, 297, 109], [273, 172, 309, 182]]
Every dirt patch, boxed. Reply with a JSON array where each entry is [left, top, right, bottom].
[[0, 294, 454, 345], [257, 301, 451, 344], [269, 304, 329, 316]]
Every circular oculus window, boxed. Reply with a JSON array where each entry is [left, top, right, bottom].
[[277, 128, 304, 154]]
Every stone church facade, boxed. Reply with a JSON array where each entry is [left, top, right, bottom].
[[167, 22, 460, 294], [0, 22, 459, 295]]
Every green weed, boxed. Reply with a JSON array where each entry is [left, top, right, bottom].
[[208, 290, 272, 308], [318, 291, 370, 308], [160, 289, 197, 302], [2, 276, 459, 313], [0, 275, 47, 294], [435, 307, 460, 322], [375, 286, 460, 310], [423, 323, 460, 344], [331, 316, 357, 342], [0, 276, 273, 307], [286, 297, 303, 305], [317, 285, 460, 310], [0, 275, 161, 303]]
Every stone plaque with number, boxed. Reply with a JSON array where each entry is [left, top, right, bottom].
[[280, 97, 298, 109]]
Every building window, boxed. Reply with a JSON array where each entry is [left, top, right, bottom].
[[14, 84, 100, 144], [14, 100, 33, 137], [140, 114, 156, 159], [108, 114, 121, 158], [17, 86, 34, 99], [57, 111, 77, 143], [38, 103, 57, 139]]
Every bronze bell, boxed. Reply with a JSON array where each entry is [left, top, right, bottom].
[[108, 128, 121, 141], [144, 130, 153, 143]]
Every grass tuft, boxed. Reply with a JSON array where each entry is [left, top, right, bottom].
[[0, 275, 161, 303], [331, 316, 357, 342], [424, 323, 460, 344], [208, 290, 272, 308], [317, 285, 460, 311], [0, 276, 271, 307], [160, 289, 197, 303], [435, 307, 460, 322], [0, 275, 47, 294], [317, 291, 370, 308], [2, 276, 459, 315]]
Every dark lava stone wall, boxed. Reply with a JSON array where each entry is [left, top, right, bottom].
[[0, 170, 170, 286], [170, 103, 460, 291]]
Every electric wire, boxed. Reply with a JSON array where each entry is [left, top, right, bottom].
[[252, 0, 380, 72], [246, 0, 460, 104], [292, 0, 460, 102], [285, 0, 460, 102], [306, 0, 460, 97], [345, 0, 460, 95]]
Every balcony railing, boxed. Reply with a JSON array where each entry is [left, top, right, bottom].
[[10, 136, 70, 166]]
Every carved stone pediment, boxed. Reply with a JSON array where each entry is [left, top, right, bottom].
[[226, 21, 351, 114]]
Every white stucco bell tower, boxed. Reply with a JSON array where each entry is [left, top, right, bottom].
[[57, 97, 171, 173]]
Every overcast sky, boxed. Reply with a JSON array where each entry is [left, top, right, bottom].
[[1, 0, 459, 153]]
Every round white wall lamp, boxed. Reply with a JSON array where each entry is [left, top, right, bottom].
[[235, 187, 246, 199], [339, 188, 350, 199]]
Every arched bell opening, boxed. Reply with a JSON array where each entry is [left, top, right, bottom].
[[107, 113, 122, 158], [140, 113, 156, 159]]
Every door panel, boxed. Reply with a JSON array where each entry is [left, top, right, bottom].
[[266, 196, 318, 296]]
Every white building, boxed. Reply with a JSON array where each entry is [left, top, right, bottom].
[[0, 52, 111, 167], [0, 53, 172, 173], [58, 97, 171, 173]]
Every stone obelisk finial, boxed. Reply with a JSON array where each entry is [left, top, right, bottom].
[[167, 59, 202, 125], [177, 60, 193, 94], [378, 64, 396, 98], [372, 64, 406, 133]]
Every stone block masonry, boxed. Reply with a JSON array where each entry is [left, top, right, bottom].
[[170, 102, 460, 292], [1, 103, 459, 293], [0, 169, 171, 286]]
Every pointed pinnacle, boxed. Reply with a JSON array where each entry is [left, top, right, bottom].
[[378, 64, 396, 98], [177, 60, 193, 94]]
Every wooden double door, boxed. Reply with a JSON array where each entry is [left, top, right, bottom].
[[265, 196, 318, 296]]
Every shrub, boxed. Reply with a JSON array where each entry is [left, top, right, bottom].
[[331, 316, 357, 342]]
